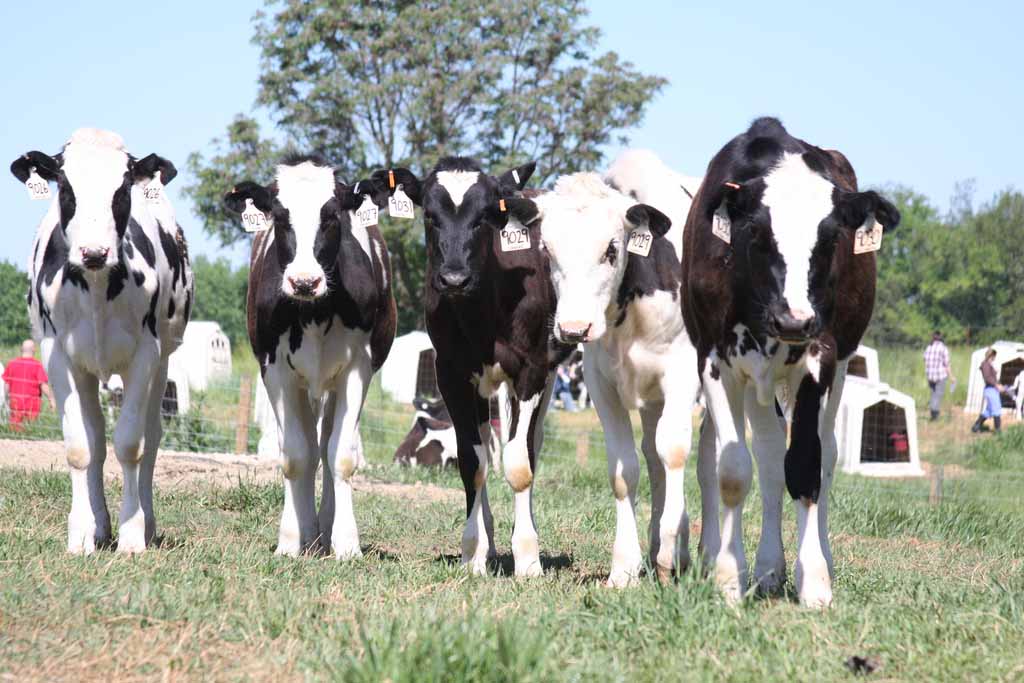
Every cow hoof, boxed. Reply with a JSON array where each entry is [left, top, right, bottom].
[[333, 538, 363, 561], [754, 568, 787, 595], [514, 560, 543, 578], [275, 537, 302, 558], [512, 535, 541, 578], [463, 556, 490, 577], [796, 560, 833, 608], [714, 564, 745, 605], [606, 568, 640, 588], [117, 513, 147, 554], [67, 530, 97, 556], [654, 563, 673, 584]]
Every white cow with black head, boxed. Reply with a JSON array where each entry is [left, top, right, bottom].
[[10, 128, 193, 554]]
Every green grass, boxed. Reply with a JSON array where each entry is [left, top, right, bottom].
[[2, 427, 1023, 681]]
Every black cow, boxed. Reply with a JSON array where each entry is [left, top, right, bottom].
[[370, 158, 571, 576], [680, 117, 899, 606], [224, 155, 396, 559]]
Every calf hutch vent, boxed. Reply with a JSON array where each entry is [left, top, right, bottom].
[[380, 331, 435, 404], [846, 345, 880, 383], [836, 377, 923, 477], [177, 321, 232, 392], [966, 341, 1024, 415]]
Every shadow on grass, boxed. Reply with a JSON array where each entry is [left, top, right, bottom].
[[434, 551, 574, 575]]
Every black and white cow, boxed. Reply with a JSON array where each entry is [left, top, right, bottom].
[[224, 155, 396, 558], [393, 396, 457, 467], [512, 167, 705, 586], [680, 118, 900, 606], [10, 128, 193, 554], [369, 158, 571, 576]]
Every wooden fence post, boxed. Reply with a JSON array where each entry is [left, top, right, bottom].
[[576, 435, 589, 466], [235, 376, 252, 455], [929, 464, 944, 505]]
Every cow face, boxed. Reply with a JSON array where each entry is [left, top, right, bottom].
[[372, 158, 536, 297], [536, 174, 670, 343], [720, 152, 899, 343], [225, 158, 375, 301], [10, 128, 175, 272]]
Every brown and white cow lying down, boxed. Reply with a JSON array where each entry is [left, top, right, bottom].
[[225, 156, 396, 559], [371, 158, 572, 577], [680, 118, 900, 606], [393, 397, 457, 467]]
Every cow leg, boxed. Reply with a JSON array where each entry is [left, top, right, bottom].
[[639, 405, 668, 581], [324, 359, 372, 560], [701, 362, 752, 603], [265, 366, 319, 556], [113, 340, 160, 553], [138, 360, 169, 545], [439, 371, 494, 575], [318, 391, 338, 551], [504, 379, 550, 577], [746, 387, 787, 593], [696, 412, 718, 573], [47, 344, 110, 554], [817, 363, 847, 579], [584, 354, 642, 587]]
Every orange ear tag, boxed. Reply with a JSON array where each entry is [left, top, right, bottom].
[[388, 170, 396, 190], [499, 199, 507, 212], [724, 182, 741, 190]]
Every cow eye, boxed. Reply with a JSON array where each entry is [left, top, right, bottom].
[[602, 241, 617, 265]]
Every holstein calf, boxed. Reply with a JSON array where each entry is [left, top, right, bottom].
[[225, 156, 396, 558], [10, 128, 193, 553], [680, 118, 899, 606], [370, 158, 571, 576], [523, 172, 703, 586], [393, 396, 457, 467]]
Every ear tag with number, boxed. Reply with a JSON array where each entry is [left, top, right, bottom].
[[499, 217, 531, 252], [388, 185, 415, 219], [144, 175, 164, 204], [853, 218, 883, 254], [241, 199, 271, 233], [25, 169, 51, 201], [712, 208, 731, 244], [626, 224, 653, 256], [355, 195, 378, 228]]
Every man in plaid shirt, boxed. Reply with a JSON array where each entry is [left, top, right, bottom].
[[923, 331, 954, 420]]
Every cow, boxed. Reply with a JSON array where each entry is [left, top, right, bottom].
[[10, 128, 193, 554], [680, 117, 900, 606], [513, 168, 705, 586], [224, 155, 396, 559], [369, 158, 571, 576], [393, 396, 457, 467]]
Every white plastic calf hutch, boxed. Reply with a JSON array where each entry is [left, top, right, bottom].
[[380, 331, 437, 404], [836, 377, 923, 477], [176, 321, 232, 392], [965, 341, 1024, 419], [846, 345, 880, 383]]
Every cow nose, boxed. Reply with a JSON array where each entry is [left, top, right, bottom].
[[80, 247, 110, 270], [439, 270, 470, 290], [557, 320, 592, 343], [772, 309, 816, 342], [288, 275, 322, 296]]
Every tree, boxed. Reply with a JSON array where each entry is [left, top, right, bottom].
[[0, 261, 31, 347], [189, 256, 250, 347], [184, 0, 667, 333]]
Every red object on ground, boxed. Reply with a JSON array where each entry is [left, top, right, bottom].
[[889, 431, 909, 454], [3, 357, 48, 429]]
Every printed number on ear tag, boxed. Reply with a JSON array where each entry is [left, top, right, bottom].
[[144, 176, 164, 204], [356, 195, 378, 228], [25, 170, 51, 201], [388, 186, 415, 219], [853, 219, 883, 254], [241, 199, 270, 233], [499, 221, 531, 252], [712, 209, 731, 244], [626, 225, 653, 256]]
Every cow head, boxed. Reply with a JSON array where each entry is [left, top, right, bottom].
[[225, 156, 383, 301], [10, 128, 175, 272], [531, 173, 670, 343], [370, 157, 536, 297], [717, 146, 899, 344]]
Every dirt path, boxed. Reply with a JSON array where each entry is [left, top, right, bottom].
[[0, 438, 460, 504]]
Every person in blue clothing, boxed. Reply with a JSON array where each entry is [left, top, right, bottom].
[[972, 348, 1005, 433]]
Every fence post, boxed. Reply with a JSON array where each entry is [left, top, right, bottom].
[[929, 464, 944, 505], [235, 376, 252, 455], [576, 434, 589, 466]]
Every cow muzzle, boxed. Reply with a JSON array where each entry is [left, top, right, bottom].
[[437, 269, 471, 294], [286, 275, 324, 299], [770, 308, 818, 343], [80, 247, 111, 271], [557, 320, 593, 344]]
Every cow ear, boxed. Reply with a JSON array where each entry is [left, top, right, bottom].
[[224, 181, 273, 215], [835, 190, 901, 233], [132, 154, 177, 185], [498, 197, 540, 228], [497, 161, 536, 193], [626, 204, 671, 239], [10, 151, 62, 183], [338, 178, 387, 211], [369, 167, 422, 205]]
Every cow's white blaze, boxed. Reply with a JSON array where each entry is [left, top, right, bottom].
[[435, 170, 480, 209], [276, 161, 336, 298], [61, 129, 130, 269], [538, 173, 634, 342], [760, 153, 835, 317]]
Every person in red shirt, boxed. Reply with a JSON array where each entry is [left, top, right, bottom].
[[3, 340, 56, 429]]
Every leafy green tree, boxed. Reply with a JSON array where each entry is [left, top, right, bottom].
[[0, 261, 31, 347], [189, 255, 250, 347], [184, 0, 667, 333]]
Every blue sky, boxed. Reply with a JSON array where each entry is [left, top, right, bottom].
[[1, 1, 1020, 267]]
